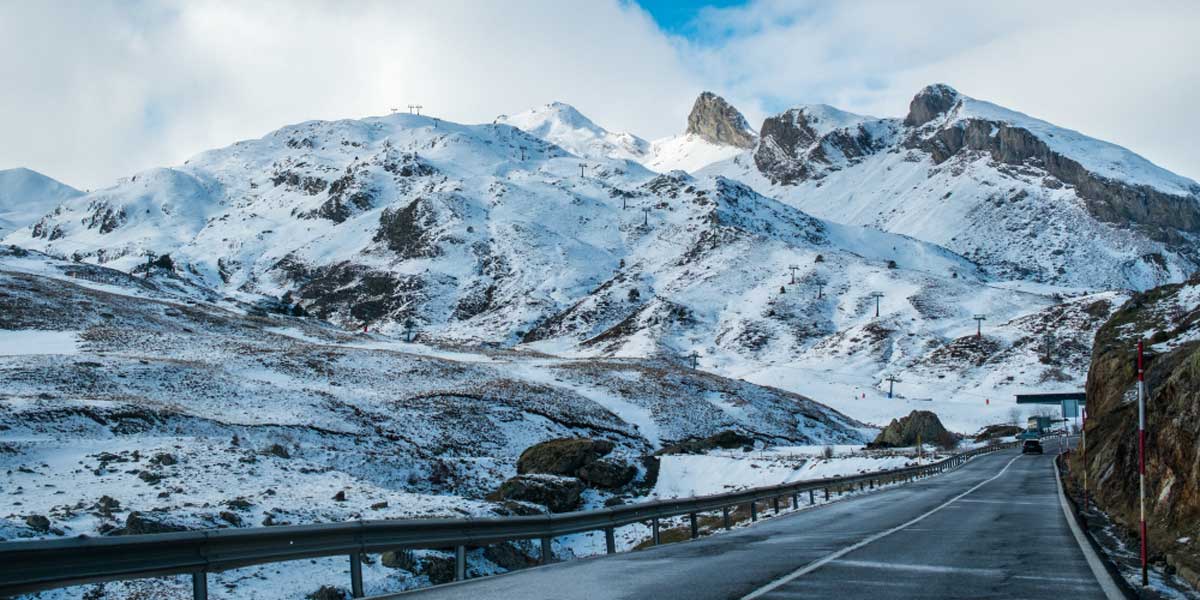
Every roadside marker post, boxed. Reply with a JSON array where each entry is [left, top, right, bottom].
[[1137, 340, 1148, 587], [1082, 407, 1088, 510]]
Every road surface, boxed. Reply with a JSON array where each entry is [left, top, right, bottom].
[[380, 444, 1118, 599]]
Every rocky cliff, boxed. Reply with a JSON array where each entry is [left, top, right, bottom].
[[686, 92, 757, 149], [1069, 272, 1200, 585], [905, 85, 1200, 249]]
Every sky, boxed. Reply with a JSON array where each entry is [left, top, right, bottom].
[[2, 0, 1199, 190]]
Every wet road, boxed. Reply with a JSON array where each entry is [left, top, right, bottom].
[[381, 444, 1119, 600]]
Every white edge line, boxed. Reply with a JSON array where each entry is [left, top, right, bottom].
[[739, 454, 1022, 600], [1053, 459, 1126, 600]]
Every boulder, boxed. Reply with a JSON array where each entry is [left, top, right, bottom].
[[381, 549, 456, 585], [119, 511, 188, 535], [577, 459, 636, 489], [24, 514, 50, 533], [306, 585, 348, 600], [489, 475, 584, 513], [973, 424, 1022, 442], [516, 438, 613, 476], [657, 430, 754, 455], [869, 410, 956, 449], [483, 541, 538, 572]]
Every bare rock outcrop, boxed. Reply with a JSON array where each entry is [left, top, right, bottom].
[[869, 410, 956, 449], [686, 92, 756, 149]]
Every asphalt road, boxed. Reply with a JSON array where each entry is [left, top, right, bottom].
[[382, 443, 1115, 600]]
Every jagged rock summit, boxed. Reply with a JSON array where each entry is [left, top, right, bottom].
[[904, 83, 960, 127], [686, 91, 757, 149]]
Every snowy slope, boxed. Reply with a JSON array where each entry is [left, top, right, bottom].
[[0, 168, 82, 236], [701, 85, 1200, 290], [644, 133, 745, 174], [1, 246, 868, 597]]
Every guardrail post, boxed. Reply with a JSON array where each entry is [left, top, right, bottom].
[[540, 537, 553, 564], [722, 506, 731, 530], [455, 545, 466, 582], [809, 489, 815, 505], [349, 554, 364, 598], [772, 497, 780, 514], [824, 487, 830, 501], [605, 527, 616, 554], [651, 518, 661, 545], [791, 493, 798, 509], [689, 512, 698, 539], [750, 501, 758, 522], [869, 479, 875, 490], [192, 572, 207, 600]]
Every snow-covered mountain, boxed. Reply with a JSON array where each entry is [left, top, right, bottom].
[[2, 105, 1107, 433], [494, 102, 650, 163], [0, 167, 82, 236], [701, 84, 1200, 290]]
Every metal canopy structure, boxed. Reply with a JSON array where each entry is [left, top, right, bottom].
[[1015, 392, 1086, 419]]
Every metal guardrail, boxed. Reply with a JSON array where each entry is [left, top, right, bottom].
[[0, 441, 1016, 598]]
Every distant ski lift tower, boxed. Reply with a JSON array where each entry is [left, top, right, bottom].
[[408, 104, 423, 115], [869, 292, 884, 317], [816, 282, 825, 299], [1043, 332, 1055, 362], [884, 374, 902, 398], [580, 163, 586, 177], [390, 107, 399, 114], [788, 265, 799, 285], [973, 314, 986, 338], [642, 206, 652, 226], [688, 351, 699, 369]]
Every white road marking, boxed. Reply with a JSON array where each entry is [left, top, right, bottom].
[[829, 559, 1002, 576], [958, 498, 1055, 506], [739, 454, 1023, 600]]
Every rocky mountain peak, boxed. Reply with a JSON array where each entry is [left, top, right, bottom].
[[903, 83, 961, 127], [686, 92, 756, 149]]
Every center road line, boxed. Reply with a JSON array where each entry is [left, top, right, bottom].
[[739, 454, 1023, 600]]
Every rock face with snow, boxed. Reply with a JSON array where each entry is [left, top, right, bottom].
[[1071, 273, 1200, 586], [686, 92, 756, 149], [0, 168, 82, 236], [754, 104, 895, 185], [704, 84, 1200, 290], [903, 85, 1200, 243]]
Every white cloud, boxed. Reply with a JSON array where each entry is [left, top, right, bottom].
[[2, 0, 1198, 189], [0, 0, 699, 189]]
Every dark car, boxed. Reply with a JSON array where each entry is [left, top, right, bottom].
[[1022, 440, 1044, 454]]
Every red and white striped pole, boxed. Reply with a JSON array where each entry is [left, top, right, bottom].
[[1137, 339, 1148, 587], [1082, 407, 1088, 510]]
